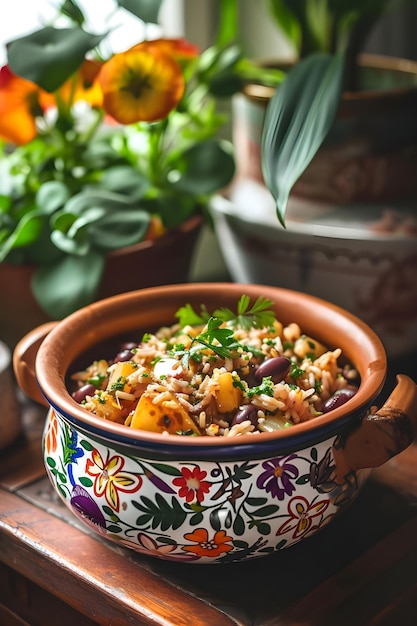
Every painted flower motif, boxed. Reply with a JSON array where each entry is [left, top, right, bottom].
[[85, 448, 142, 511], [44, 411, 59, 455], [172, 466, 211, 503], [256, 454, 299, 500], [70, 484, 107, 534], [276, 495, 330, 539], [98, 40, 184, 124], [0, 65, 45, 144], [182, 528, 234, 558]]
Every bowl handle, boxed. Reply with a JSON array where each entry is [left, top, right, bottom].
[[13, 322, 58, 406], [333, 374, 417, 479]]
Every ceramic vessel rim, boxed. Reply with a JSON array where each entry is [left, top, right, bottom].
[[35, 282, 387, 449], [242, 53, 417, 104]]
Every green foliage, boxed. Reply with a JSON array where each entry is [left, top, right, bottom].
[[0, 0, 241, 319], [261, 0, 399, 225], [262, 54, 345, 225]]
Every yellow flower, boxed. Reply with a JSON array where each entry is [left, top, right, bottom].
[[98, 40, 185, 124]]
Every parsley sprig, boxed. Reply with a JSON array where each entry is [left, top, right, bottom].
[[173, 295, 277, 368], [172, 317, 243, 368], [175, 295, 276, 330]]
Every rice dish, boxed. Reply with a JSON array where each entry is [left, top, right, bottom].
[[71, 295, 359, 436]]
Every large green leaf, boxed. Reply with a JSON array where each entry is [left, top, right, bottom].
[[32, 251, 105, 318], [261, 53, 345, 226], [173, 139, 235, 196], [7, 27, 105, 92], [117, 0, 163, 24]]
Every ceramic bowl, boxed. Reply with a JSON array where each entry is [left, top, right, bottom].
[[210, 192, 417, 359], [14, 283, 417, 564]]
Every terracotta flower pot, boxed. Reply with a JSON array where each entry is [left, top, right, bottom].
[[0, 214, 203, 349]]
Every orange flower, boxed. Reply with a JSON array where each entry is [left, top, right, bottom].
[[98, 44, 184, 124], [136, 38, 199, 63], [0, 65, 44, 144], [182, 528, 234, 558]]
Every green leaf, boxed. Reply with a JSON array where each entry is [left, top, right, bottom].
[[98, 165, 150, 200], [173, 139, 235, 196], [0, 212, 45, 262], [32, 251, 105, 318], [79, 476, 93, 487], [117, 0, 163, 24], [36, 181, 70, 215], [148, 463, 182, 477], [88, 209, 150, 250], [7, 26, 105, 92], [261, 53, 345, 226]]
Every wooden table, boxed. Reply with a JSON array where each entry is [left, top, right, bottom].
[[1, 354, 417, 626]]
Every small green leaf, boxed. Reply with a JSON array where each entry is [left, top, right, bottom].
[[148, 463, 182, 477], [262, 53, 345, 226], [79, 476, 93, 488], [80, 439, 94, 451]]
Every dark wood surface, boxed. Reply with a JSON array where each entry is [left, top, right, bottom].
[[1, 351, 417, 626]]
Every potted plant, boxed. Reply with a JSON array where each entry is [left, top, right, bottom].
[[0, 0, 244, 347], [210, 0, 417, 358]]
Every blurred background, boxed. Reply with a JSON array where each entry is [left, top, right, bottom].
[[2, 0, 417, 66]]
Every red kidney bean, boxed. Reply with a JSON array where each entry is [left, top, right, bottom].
[[73, 383, 96, 404], [114, 348, 135, 363], [322, 388, 357, 413], [239, 362, 258, 387], [254, 356, 291, 384], [231, 404, 259, 427], [120, 342, 137, 351]]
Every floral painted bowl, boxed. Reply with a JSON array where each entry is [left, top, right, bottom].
[[13, 283, 417, 564]]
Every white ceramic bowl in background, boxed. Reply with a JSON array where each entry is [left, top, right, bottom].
[[210, 189, 417, 359]]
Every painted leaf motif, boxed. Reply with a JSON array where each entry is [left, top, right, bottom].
[[261, 53, 345, 225], [134, 494, 187, 531]]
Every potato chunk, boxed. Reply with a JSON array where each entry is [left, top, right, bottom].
[[130, 391, 201, 435], [214, 372, 242, 413]]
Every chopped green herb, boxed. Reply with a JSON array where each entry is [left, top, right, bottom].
[[87, 373, 106, 389], [247, 376, 275, 398], [289, 362, 305, 379], [110, 376, 127, 391]]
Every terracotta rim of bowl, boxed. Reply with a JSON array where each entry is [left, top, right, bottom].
[[35, 283, 387, 450]]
